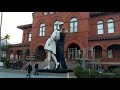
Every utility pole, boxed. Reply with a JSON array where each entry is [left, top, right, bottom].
[[0, 12, 3, 61]]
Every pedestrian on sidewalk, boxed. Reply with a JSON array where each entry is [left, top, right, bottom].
[[26, 60, 32, 78], [34, 61, 39, 75]]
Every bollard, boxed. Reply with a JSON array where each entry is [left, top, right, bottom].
[[67, 72, 70, 78], [89, 68, 90, 78]]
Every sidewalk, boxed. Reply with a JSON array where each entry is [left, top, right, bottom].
[[0, 68, 26, 74], [0, 68, 76, 78]]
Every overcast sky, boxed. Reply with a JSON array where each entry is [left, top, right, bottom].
[[0, 12, 33, 44]]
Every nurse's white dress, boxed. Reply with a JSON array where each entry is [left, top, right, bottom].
[[44, 30, 60, 55]]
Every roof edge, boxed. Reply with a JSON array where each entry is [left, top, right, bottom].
[[17, 24, 32, 29]]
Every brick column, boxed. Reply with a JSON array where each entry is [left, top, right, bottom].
[[22, 50, 26, 59], [102, 48, 108, 69]]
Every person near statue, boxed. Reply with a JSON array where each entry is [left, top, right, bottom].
[[34, 61, 39, 75]]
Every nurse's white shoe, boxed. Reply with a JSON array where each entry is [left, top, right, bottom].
[[44, 66, 50, 69], [55, 62, 60, 69]]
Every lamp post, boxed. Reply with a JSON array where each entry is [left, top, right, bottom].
[[0, 12, 3, 61]]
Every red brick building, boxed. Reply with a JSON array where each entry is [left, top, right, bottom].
[[6, 12, 120, 70]]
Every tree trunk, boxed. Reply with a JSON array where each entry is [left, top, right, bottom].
[[6, 39, 7, 46], [4, 39, 7, 68]]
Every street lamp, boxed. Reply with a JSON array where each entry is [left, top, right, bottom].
[[0, 12, 3, 61]]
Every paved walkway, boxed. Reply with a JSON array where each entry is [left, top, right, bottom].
[[0, 69, 76, 78]]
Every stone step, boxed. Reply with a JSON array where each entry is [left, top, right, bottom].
[[32, 60, 80, 70]]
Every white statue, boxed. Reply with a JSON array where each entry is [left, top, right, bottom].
[[44, 29, 60, 69]]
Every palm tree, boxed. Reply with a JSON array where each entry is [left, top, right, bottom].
[[4, 34, 10, 46], [2, 34, 10, 68], [0, 36, 3, 39]]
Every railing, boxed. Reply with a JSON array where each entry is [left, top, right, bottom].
[[107, 58, 120, 61], [26, 56, 35, 60]]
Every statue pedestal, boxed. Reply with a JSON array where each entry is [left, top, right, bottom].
[[38, 69, 73, 73]]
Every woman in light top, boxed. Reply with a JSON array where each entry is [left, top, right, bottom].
[[44, 30, 60, 69]]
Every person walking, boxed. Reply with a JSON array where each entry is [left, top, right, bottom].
[[26, 60, 32, 78], [34, 61, 39, 75]]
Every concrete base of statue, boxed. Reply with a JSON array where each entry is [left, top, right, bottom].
[[38, 69, 73, 73]]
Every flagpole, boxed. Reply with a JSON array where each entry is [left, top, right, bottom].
[[0, 12, 3, 61]]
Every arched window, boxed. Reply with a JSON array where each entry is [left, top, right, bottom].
[[39, 23, 45, 36], [107, 45, 120, 58], [70, 18, 78, 33], [50, 12, 54, 14], [97, 21, 104, 34], [10, 50, 14, 59], [43, 12, 48, 15], [94, 46, 102, 58], [28, 32, 32, 41], [107, 19, 114, 33], [54, 21, 60, 31]]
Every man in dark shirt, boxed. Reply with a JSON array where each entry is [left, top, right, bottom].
[[56, 22, 67, 70], [26, 61, 32, 78], [34, 61, 39, 75]]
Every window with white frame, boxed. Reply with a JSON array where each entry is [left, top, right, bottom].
[[97, 21, 104, 34], [50, 12, 54, 14], [10, 53, 14, 59], [54, 21, 60, 31], [28, 32, 32, 41], [108, 50, 113, 58], [39, 23, 45, 36], [70, 18, 78, 33], [43, 12, 48, 15], [2, 51, 6, 58], [107, 19, 114, 33]]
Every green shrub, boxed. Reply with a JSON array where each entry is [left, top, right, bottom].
[[104, 69, 111, 73], [89, 70, 101, 78], [112, 69, 120, 75], [74, 66, 83, 78], [1, 57, 6, 62], [74, 66, 120, 78], [100, 73, 120, 78], [5, 60, 12, 68], [79, 70, 89, 78], [74, 66, 101, 78]]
